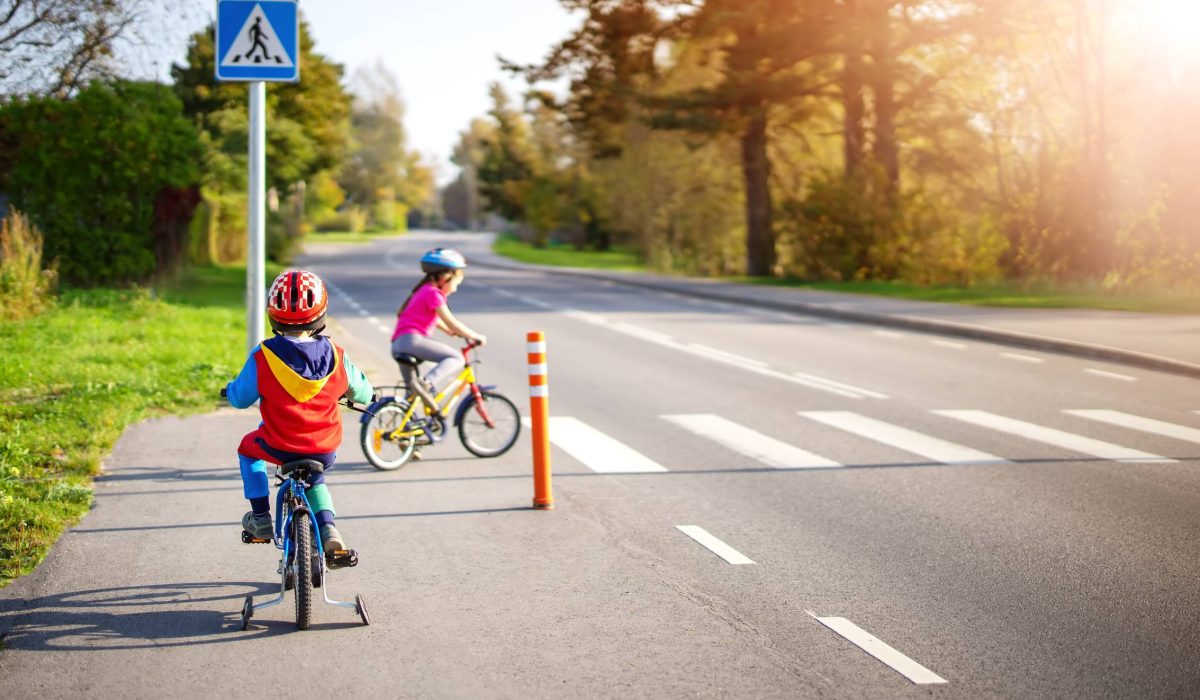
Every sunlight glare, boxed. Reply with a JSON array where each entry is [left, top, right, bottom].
[[1137, 0, 1200, 62]]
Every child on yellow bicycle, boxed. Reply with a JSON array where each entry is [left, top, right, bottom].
[[390, 248, 486, 415], [225, 270, 373, 554]]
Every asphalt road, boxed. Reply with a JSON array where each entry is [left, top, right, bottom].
[[3, 231, 1199, 698]]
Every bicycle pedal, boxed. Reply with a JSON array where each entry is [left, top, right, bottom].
[[325, 549, 359, 569], [241, 530, 272, 544]]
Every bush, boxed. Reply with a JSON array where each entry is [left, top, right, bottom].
[[315, 207, 367, 233], [0, 81, 203, 286], [0, 208, 56, 320]]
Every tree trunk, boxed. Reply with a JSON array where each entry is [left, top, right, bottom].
[[740, 106, 774, 276], [869, 3, 899, 194], [843, 0, 866, 179]]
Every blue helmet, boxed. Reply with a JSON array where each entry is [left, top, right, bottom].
[[420, 248, 467, 273]]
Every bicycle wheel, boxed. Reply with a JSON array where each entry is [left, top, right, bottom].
[[293, 509, 314, 630], [459, 391, 521, 457], [360, 401, 417, 470]]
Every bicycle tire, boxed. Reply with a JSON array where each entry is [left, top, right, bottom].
[[459, 391, 521, 458], [360, 401, 417, 470], [293, 509, 314, 630]]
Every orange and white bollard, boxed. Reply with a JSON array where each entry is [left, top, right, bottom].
[[527, 331, 554, 510]]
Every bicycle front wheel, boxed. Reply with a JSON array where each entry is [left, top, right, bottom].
[[459, 391, 521, 458], [293, 509, 314, 630], [360, 401, 417, 470]]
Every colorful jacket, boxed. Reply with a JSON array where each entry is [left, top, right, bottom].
[[226, 335, 373, 455]]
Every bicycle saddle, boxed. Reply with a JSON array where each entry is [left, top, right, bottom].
[[280, 459, 325, 476], [393, 353, 424, 367]]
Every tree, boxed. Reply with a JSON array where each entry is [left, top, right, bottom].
[[339, 62, 432, 228], [0, 0, 147, 95], [515, 0, 841, 276], [475, 84, 536, 226]]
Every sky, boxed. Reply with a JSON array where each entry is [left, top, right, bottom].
[[150, 0, 581, 183]]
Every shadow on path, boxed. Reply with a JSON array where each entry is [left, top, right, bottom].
[[0, 581, 308, 651]]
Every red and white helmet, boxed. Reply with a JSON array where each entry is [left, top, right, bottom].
[[267, 269, 328, 333]]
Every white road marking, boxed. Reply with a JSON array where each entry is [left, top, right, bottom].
[[562, 308, 607, 325], [874, 330, 905, 339], [808, 613, 947, 685], [663, 414, 842, 469], [1001, 353, 1044, 364], [934, 410, 1174, 463], [520, 416, 667, 473], [1084, 368, 1137, 382], [1065, 410, 1200, 444], [801, 411, 1007, 465], [612, 322, 673, 344], [793, 372, 890, 400], [489, 298, 887, 400], [932, 340, 966, 350], [676, 525, 755, 565], [563, 311, 885, 399], [686, 343, 769, 368], [519, 295, 554, 310]]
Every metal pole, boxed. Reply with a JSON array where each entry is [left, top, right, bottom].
[[247, 80, 267, 354]]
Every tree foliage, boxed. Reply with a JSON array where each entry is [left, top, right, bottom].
[[0, 80, 202, 285], [454, 0, 1200, 292], [170, 20, 352, 194]]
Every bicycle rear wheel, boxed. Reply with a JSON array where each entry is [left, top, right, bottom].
[[293, 509, 314, 630], [360, 401, 417, 470], [459, 391, 521, 457]]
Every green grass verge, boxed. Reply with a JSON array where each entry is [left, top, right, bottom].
[[0, 264, 278, 587], [492, 234, 643, 271], [304, 229, 407, 245], [492, 237, 1200, 313]]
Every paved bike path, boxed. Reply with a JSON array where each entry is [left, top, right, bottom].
[[0, 322, 816, 699]]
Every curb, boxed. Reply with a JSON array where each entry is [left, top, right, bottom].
[[475, 258, 1200, 381]]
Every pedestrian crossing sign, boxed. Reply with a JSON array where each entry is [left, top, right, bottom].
[[215, 0, 299, 82]]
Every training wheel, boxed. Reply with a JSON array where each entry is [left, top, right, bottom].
[[240, 595, 254, 631], [356, 594, 370, 626]]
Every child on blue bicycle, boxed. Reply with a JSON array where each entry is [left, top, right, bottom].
[[225, 270, 373, 553]]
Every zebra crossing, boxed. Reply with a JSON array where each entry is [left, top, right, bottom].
[[540, 408, 1200, 473]]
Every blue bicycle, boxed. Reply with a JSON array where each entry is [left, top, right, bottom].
[[227, 392, 371, 631]]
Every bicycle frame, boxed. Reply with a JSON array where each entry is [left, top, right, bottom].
[[384, 344, 498, 441]]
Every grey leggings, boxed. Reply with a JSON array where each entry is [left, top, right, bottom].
[[391, 333, 464, 390]]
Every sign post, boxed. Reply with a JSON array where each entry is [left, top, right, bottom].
[[215, 0, 300, 354]]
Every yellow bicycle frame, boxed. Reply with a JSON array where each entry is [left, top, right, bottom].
[[375, 364, 478, 444]]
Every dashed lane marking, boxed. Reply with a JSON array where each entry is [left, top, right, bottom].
[[1084, 368, 1137, 382], [809, 613, 948, 685], [932, 340, 966, 350], [676, 525, 755, 565], [1001, 352, 1044, 364]]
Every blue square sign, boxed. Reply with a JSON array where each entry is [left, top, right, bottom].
[[215, 0, 300, 82]]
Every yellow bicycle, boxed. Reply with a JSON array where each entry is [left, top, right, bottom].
[[359, 341, 521, 470]]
